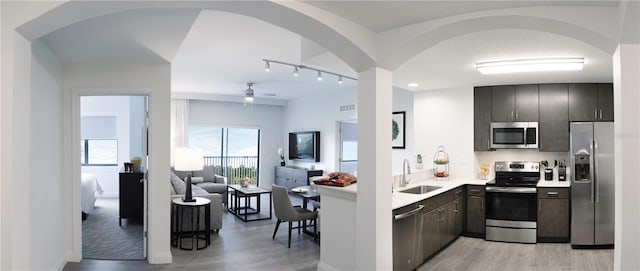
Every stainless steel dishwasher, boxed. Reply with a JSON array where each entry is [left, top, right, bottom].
[[393, 203, 424, 271]]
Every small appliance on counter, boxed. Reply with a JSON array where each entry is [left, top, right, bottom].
[[558, 160, 567, 181], [541, 160, 557, 181]]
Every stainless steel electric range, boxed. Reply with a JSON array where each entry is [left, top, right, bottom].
[[485, 161, 540, 244]]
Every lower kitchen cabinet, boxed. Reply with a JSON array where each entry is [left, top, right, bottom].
[[421, 187, 465, 261], [537, 187, 570, 242], [465, 185, 485, 237], [453, 190, 465, 236]]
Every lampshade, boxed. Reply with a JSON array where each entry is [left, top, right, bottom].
[[174, 148, 204, 171]]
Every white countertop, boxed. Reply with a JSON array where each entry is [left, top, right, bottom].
[[392, 178, 489, 209], [315, 170, 570, 210]]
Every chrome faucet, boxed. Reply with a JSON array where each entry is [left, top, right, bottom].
[[401, 159, 411, 187]]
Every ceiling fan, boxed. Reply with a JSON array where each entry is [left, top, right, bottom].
[[243, 83, 275, 105]]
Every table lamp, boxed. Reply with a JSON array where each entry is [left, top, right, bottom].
[[174, 147, 204, 202]]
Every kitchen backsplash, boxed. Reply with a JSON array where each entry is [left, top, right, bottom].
[[474, 149, 570, 180]]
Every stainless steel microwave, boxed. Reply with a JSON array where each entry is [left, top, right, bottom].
[[490, 122, 538, 149]]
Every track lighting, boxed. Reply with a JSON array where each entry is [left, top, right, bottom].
[[262, 59, 356, 84]]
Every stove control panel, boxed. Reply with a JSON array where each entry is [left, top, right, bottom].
[[494, 161, 540, 173]]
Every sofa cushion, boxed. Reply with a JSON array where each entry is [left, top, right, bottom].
[[192, 185, 208, 195], [214, 174, 226, 184], [191, 176, 204, 184]]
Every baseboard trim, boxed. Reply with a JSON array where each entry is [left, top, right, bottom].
[[53, 255, 67, 271], [148, 252, 172, 264], [317, 261, 340, 271]]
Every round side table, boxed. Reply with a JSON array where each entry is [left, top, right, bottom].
[[171, 197, 211, 250]]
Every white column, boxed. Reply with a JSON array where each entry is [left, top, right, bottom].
[[355, 67, 393, 270], [613, 43, 640, 271]]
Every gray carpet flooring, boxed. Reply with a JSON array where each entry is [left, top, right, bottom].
[[82, 198, 144, 260]]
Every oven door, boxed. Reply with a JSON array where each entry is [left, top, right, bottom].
[[485, 186, 537, 222]]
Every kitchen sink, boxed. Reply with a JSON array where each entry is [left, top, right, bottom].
[[399, 185, 442, 194]]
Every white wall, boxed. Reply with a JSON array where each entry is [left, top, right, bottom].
[[29, 39, 65, 271], [189, 100, 285, 188], [284, 87, 414, 174], [62, 62, 172, 264], [414, 86, 570, 180], [81, 96, 131, 197]]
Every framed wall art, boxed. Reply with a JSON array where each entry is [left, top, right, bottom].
[[392, 111, 405, 149]]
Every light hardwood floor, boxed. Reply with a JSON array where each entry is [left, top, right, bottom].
[[65, 194, 613, 271], [418, 237, 613, 271]]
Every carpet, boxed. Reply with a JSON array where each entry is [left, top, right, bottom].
[[82, 198, 144, 260]]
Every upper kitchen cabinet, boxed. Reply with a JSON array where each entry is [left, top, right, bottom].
[[569, 83, 614, 122], [491, 85, 539, 122], [474, 87, 492, 151], [597, 83, 614, 121], [539, 84, 569, 152]]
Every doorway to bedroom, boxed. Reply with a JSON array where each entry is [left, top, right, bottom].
[[80, 95, 147, 260]]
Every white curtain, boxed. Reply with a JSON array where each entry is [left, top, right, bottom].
[[170, 99, 189, 166]]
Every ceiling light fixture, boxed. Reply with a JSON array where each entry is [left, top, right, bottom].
[[476, 57, 584, 75], [244, 82, 254, 105], [262, 59, 357, 84], [408, 83, 419, 87]]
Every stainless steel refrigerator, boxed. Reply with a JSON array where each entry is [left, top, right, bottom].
[[570, 122, 615, 246]]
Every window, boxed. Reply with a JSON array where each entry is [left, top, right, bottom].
[[189, 126, 260, 185], [81, 139, 118, 166]]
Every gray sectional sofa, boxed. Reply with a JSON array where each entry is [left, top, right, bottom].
[[170, 168, 226, 232]]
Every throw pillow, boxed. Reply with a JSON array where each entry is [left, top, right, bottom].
[[170, 172, 186, 194]]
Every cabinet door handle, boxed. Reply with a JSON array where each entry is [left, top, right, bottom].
[[511, 111, 515, 120], [599, 109, 603, 120], [594, 108, 598, 119], [515, 111, 519, 120], [487, 139, 490, 150], [547, 191, 559, 197], [481, 199, 484, 210]]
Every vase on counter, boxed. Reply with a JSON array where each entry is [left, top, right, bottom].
[[416, 154, 424, 169]]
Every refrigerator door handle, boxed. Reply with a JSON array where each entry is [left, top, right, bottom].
[[593, 139, 599, 203], [590, 140, 595, 203]]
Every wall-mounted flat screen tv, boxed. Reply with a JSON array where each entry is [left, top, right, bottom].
[[288, 131, 320, 162]]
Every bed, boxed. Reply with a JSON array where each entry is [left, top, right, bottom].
[[81, 173, 104, 216]]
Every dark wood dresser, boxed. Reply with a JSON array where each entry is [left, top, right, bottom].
[[119, 172, 144, 226]]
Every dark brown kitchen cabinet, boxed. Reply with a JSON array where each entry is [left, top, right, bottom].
[[274, 166, 323, 190], [453, 189, 465, 236], [119, 172, 144, 226], [539, 84, 569, 152], [422, 208, 441, 260], [491, 85, 538, 122], [474, 87, 492, 151], [597, 83, 614, 121], [465, 185, 485, 237], [569, 83, 614, 122], [537, 188, 570, 242]]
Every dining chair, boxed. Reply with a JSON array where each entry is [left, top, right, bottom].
[[271, 184, 318, 248]]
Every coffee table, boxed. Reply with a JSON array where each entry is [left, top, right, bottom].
[[227, 185, 272, 222]]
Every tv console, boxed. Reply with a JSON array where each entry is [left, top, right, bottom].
[[274, 166, 323, 190]]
